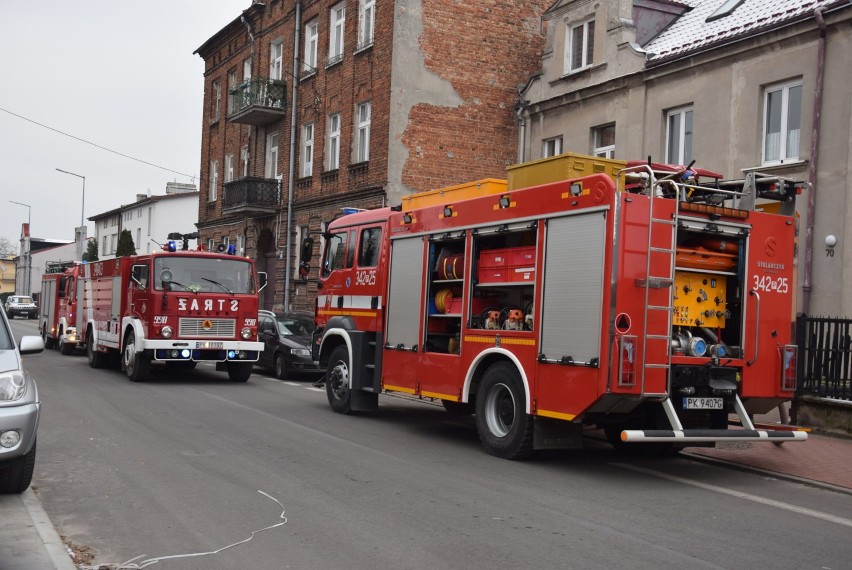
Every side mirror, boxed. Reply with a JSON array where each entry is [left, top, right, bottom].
[[257, 271, 268, 292]]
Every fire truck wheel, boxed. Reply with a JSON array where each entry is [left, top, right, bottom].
[[124, 331, 150, 382], [475, 362, 534, 459], [326, 345, 352, 414], [41, 325, 56, 350], [441, 400, 474, 416], [274, 353, 288, 379], [227, 362, 252, 382], [60, 339, 74, 355], [87, 334, 108, 369]]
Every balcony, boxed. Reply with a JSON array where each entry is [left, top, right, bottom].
[[222, 177, 281, 217], [227, 77, 287, 125]]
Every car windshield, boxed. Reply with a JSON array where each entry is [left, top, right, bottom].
[[0, 317, 11, 350], [276, 316, 313, 337], [13, 297, 33, 304], [153, 256, 256, 293]]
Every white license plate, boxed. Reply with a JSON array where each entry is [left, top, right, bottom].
[[196, 341, 223, 349], [684, 397, 724, 409]]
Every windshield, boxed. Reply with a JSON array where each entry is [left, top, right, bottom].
[[0, 316, 11, 350], [13, 297, 33, 304], [153, 256, 256, 293], [276, 316, 313, 337]]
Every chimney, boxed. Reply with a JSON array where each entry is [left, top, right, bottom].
[[137, 194, 147, 202]]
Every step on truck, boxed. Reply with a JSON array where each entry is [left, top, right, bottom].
[[311, 153, 808, 458]]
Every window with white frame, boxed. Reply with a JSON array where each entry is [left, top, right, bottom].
[[270, 39, 284, 80], [243, 58, 252, 81], [102, 236, 108, 253], [238, 235, 245, 256], [209, 160, 218, 201], [224, 154, 234, 183], [327, 113, 341, 170], [355, 102, 371, 162], [207, 238, 214, 252], [294, 225, 310, 279], [358, 0, 375, 49], [763, 80, 802, 165], [137, 228, 141, 249], [592, 124, 615, 158], [328, 3, 346, 64], [304, 20, 318, 74], [266, 133, 280, 180], [302, 123, 315, 177], [240, 146, 249, 176], [665, 106, 693, 165], [212, 81, 221, 121], [542, 136, 562, 158], [566, 19, 595, 73]]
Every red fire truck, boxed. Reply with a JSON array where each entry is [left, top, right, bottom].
[[41, 243, 265, 382], [312, 155, 808, 458]]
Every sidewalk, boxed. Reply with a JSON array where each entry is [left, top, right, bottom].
[[0, 489, 76, 570]]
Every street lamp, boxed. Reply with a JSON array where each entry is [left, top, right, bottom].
[[55, 168, 86, 227], [9, 200, 31, 296]]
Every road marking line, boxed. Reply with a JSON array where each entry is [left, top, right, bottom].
[[284, 382, 301, 387], [306, 387, 325, 392], [613, 463, 852, 528]]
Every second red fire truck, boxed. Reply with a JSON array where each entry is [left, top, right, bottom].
[[312, 153, 807, 459], [40, 242, 265, 382]]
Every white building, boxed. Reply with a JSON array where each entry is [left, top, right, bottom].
[[89, 183, 199, 259]]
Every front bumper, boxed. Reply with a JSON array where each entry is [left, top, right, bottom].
[[0, 402, 40, 460], [143, 339, 264, 363]]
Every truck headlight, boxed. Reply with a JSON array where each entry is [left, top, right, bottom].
[[162, 326, 173, 339], [241, 327, 252, 340], [0, 372, 26, 402]]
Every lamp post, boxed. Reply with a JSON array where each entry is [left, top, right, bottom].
[[55, 168, 86, 227], [9, 200, 31, 296]]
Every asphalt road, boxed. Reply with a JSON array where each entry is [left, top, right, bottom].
[[11, 318, 852, 569]]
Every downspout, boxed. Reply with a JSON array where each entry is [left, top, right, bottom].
[[801, 7, 827, 316], [284, 0, 302, 311], [516, 76, 537, 164]]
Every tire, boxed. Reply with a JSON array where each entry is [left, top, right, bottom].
[[123, 330, 150, 382], [441, 399, 475, 416], [227, 362, 252, 382], [325, 345, 353, 414], [475, 362, 534, 459], [60, 338, 74, 355], [0, 441, 36, 494], [274, 353, 288, 379], [87, 332, 108, 368], [41, 325, 56, 350]]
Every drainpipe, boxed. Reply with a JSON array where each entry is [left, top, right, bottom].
[[801, 7, 826, 316], [283, 0, 302, 312], [516, 76, 537, 164]]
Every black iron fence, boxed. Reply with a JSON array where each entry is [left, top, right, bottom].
[[796, 315, 852, 401], [223, 177, 280, 211], [228, 77, 286, 114]]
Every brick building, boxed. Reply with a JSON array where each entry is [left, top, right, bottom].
[[194, 0, 550, 312]]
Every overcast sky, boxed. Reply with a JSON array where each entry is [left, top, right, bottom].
[[0, 1, 248, 250]]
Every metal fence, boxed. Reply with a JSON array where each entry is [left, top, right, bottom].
[[796, 315, 852, 401]]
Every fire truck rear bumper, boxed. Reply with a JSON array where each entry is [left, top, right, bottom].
[[621, 429, 808, 443]]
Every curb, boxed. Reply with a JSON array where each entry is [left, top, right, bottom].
[[21, 489, 77, 570], [680, 451, 852, 496]]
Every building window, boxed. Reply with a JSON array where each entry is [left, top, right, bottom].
[[209, 160, 218, 201], [147, 207, 152, 235], [270, 39, 284, 80], [137, 228, 141, 249], [302, 123, 314, 177], [358, 0, 375, 50], [211, 81, 221, 121], [566, 19, 595, 73], [593, 124, 615, 158], [243, 58, 252, 81], [763, 81, 802, 165], [266, 133, 280, 179], [238, 235, 245, 257], [304, 20, 318, 74], [328, 3, 346, 65], [224, 154, 234, 183], [355, 102, 371, 162], [327, 113, 341, 170], [240, 146, 249, 177], [207, 238, 214, 252], [102, 236, 108, 253], [542, 136, 563, 158], [665, 107, 693, 165]]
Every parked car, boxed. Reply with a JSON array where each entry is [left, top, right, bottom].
[[257, 310, 323, 379], [4, 295, 37, 320], [0, 306, 44, 493]]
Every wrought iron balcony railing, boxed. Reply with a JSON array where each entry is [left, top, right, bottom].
[[227, 77, 287, 125], [222, 177, 281, 217]]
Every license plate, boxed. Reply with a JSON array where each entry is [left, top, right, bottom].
[[684, 397, 724, 409], [196, 341, 223, 349]]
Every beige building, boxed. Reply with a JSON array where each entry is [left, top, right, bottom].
[[0, 258, 15, 295], [519, 0, 852, 317]]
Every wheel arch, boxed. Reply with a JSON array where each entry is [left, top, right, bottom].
[[463, 349, 532, 414], [121, 317, 147, 352]]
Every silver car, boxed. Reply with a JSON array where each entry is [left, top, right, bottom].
[[0, 307, 44, 493], [5, 295, 37, 320]]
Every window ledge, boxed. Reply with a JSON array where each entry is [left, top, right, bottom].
[[742, 159, 808, 174], [354, 41, 374, 55], [551, 62, 607, 86], [325, 55, 343, 69]]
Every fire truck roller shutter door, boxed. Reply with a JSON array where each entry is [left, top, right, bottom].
[[540, 213, 606, 364], [385, 237, 424, 350]]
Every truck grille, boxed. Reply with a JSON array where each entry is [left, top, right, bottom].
[[179, 318, 236, 338]]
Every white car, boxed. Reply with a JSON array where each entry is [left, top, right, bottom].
[[0, 307, 44, 493], [4, 295, 37, 320]]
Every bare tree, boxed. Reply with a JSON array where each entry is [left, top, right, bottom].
[[0, 237, 18, 257]]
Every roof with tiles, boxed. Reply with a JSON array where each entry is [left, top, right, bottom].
[[644, 0, 845, 63]]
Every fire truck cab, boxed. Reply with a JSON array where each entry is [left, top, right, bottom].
[[313, 155, 807, 459]]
